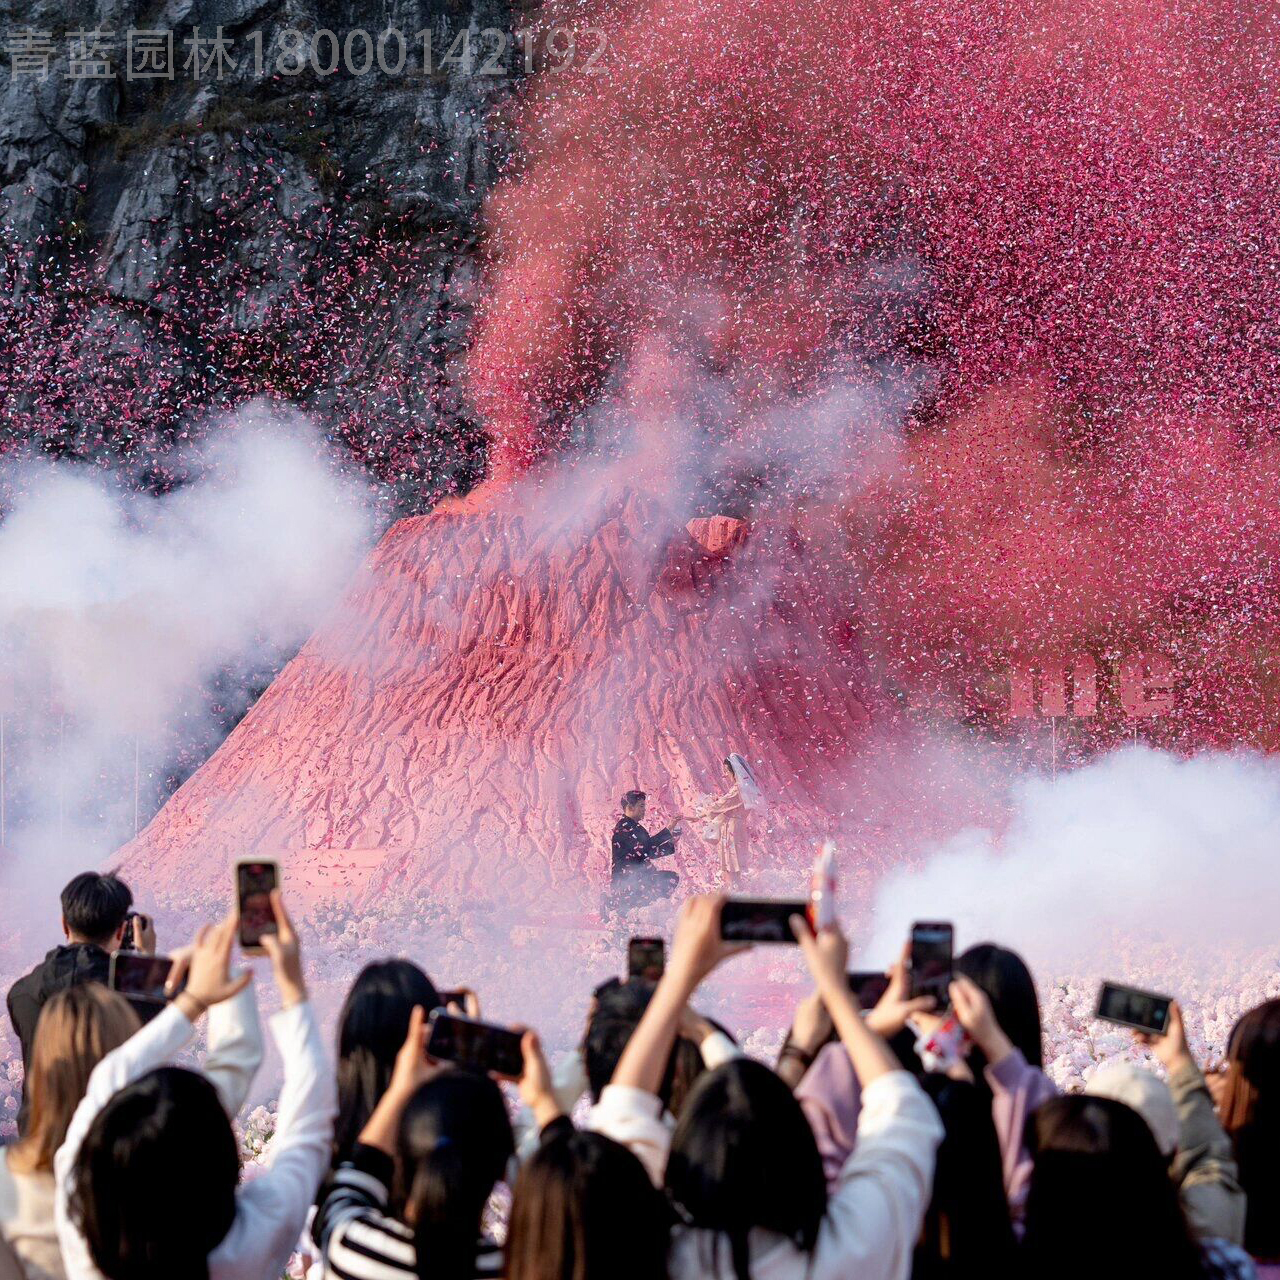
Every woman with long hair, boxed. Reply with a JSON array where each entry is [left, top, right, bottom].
[[506, 1128, 668, 1280], [314, 1005, 519, 1280], [591, 894, 943, 1280], [912, 1075, 1016, 1280], [332, 961, 441, 1166], [1022, 1095, 1250, 1280], [948, 946, 1057, 1212], [58, 899, 332, 1280], [2, 957, 262, 1280], [1218, 998, 1280, 1273], [0, 987, 139, 1280]]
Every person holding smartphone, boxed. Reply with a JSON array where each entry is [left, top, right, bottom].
[[314, 1006, 555, 1280], [55, 895, 334, 1280], [591, 894, 943, 1280], [6, 873, 157, 1132]]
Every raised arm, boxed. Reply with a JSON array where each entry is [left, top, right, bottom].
[[790, 915, 902, 1088], [611, 896, 743, 1095], [1142, 1001, 1247, 1245], [209, 893, 335, 1280], [591, 896, 746, 1182], [204, 981, 265, 1119], [56, 916, 252, 1280], [951, 975, 1057, 1209]]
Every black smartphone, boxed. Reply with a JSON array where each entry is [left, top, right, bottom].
[[628, 936, 665, 980], [108, 952, 181, 1004], [848, 970, 891, 1007], [720, 898, 809, 944], [1095, 981, 1173, 1034], [909, 921, 954, 1001], [426, 1010, 525, 1077], [117, 912, 140, 953], [234, 859, 280, 954]]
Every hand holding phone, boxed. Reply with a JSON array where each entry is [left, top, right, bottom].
[[1095, 981, 1173, 1035], [386, 1005, 437, 1101], [234, 859, 280, 954], [174, 914, 252, 1019], [426, 1010, 525, 1078]]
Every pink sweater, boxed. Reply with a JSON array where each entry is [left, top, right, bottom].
[[797, 1043, 1057, 1216]]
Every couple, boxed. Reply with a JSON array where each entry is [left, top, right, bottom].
[[610, 755, 765, 907]]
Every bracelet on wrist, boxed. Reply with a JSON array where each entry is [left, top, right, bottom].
[[779, 1040, 816, 1070], [177, 992, 208, 1020]]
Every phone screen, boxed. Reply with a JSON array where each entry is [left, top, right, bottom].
[[1095, 982, 1172, 1034], [628, 937, 665, 980], [847, 970, 891, 1007], [426, 1011, 525, 1077], [110, 953, 179, 1004], [720, 898, 808, 944], [909, 921, 954, 1001], [236, 861, 279, 950]]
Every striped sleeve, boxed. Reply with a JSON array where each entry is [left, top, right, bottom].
[[314, 1146, 417, 1280]]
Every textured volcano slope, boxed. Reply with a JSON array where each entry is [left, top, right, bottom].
[[115, 491, 879, 906]]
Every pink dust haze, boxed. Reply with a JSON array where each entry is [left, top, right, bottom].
[[471, 0, 1280, 748]]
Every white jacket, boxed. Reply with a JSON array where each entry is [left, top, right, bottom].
[[593, 1070, 942, 1280], [0, 983, 263, 1280], [54, 995, 335, 1280]]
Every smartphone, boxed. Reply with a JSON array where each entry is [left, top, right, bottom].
[[1095, 981, 1173, 1034], [109, 952, 181, 1004], [234, 859, 280, 954], [909, 921, 954, 1001], [117, 912, 140, 953], [628, 936, 665, 981], [847, 970, 891, 1007], [720, 898, 809, 944], [426, 1010, 525, 1077]]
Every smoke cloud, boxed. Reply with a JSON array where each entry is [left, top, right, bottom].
[[861, 744, 1280, 970], [0, 402, 377, 889]]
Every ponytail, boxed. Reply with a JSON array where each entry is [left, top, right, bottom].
[[397, 1072, 514, 1280]]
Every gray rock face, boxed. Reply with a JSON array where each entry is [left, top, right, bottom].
[[0, 0, 524, 507]]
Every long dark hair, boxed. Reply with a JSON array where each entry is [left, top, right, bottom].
[[334, 959, 440, 1164], [507, 1128, 669, 1280], [665, 1059, 826, 1280], [584, 978, 708, 1113], [1022, 1095, 1201, 1279], [955, 944, 1042, 1082], [398, 1070, 514, 1280], [914, 1075, 1015, 1279], [71, 1066, 239, 1280], [1221, 997, 1280, 1259]]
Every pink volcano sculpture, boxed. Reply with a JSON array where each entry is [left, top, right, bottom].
[[116, 490, 881, 907]]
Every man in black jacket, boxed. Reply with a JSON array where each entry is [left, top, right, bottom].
[[6, 871, 149, 1130], [610, 790, 681, 909]]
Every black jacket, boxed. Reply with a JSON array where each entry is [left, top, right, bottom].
[[611, 816, 677, 880], [7, 943, 113, 1132]]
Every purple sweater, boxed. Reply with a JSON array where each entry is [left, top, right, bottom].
[[985, 1047, 1059, 1211], [796, 1043, 1058, 1216]]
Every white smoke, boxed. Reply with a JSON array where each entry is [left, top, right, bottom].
[[0, 402, 377, 885], [860, 744, 1280, 970]]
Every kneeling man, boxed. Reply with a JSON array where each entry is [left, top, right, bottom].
[[610, 790, 681, 909]]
